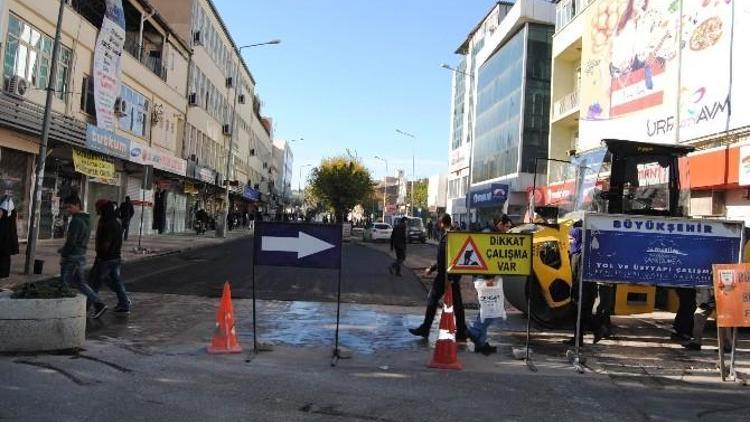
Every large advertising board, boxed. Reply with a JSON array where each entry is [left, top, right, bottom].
[[582, 214, 743, 288], [93, 0, 125, 131], [579, 0, 748, 149]]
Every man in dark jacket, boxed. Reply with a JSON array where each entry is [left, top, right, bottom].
[[90, 200, 130, 313], [409, 214, 469, 341], [118, 196, 135, 241], [0, 197, 19, 279], [59, 195, 107, 318], [389, 217, 408, 276]]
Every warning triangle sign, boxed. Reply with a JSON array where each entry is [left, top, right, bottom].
[[450, 236, 488, 271]]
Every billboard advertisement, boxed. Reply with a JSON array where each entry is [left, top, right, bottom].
[[582, 214, 743, 288], [579, 0, 749, 149], [93, 0, 126, 131]]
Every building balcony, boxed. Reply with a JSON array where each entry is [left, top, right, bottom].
[[123, 39, 166, 81], [552, 89, 579, 122]]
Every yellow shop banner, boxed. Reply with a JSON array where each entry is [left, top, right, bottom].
[[73, 148, 115, 179]]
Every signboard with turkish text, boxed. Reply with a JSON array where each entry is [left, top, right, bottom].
[[72, 148, 115, 180], [582, 214, 743, 288], [446, 232, 532, 276], [467, 183, 508, 209], [93, 0, 125, 131], [254, 222, 342, 269], [129, 140, 187, 177], [712, 264, 750, 328], [85, 124, 130, 159]]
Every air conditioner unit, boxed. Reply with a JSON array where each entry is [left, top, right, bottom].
[[193, 31, 202, 45], [188, 93, 199, 106], [238, 94, 246, 104], [225, 77, 234, 88], [222, 124, 232, 135], [5, 75, 28, 98], [114, 97, 127, 115]]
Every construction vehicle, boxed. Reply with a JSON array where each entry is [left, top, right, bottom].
[[503, 139, 694, 326]]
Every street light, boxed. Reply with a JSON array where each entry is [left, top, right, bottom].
[[374, 156, 388, 222], [298, 163, 312, 214], [219, 39, 280, 237], [441, 63, 476, 225], [288, 137, 304, 143], [395, 129, 416, 217]]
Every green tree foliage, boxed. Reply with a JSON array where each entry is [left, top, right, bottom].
[[412, 180, 428, 211], [309, 156, 375, 222]]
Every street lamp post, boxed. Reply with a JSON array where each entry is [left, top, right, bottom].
[[396, 129, 416, 217], [374, 156, 388, 222], [219, 39, 280, 238], [298, 163, 312, 216], [441, 63, 476, 225]]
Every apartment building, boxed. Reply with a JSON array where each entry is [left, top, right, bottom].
[[547, 0, 750, 224], [446, 0, 555, 225], [149, 0, 275, 220], [272, 138, 294, 211], [0, 0, 195, 239]]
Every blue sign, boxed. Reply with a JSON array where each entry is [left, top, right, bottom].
[[254, 222, 342, 269], [468, 183, 509, 208], [85, 124, 130, 159], [243, 186, 260, 201], [582, 214, 743, 288]]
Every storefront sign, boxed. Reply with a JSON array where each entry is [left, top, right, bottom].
[[85, 124, 130, 159], [243, 186, 260, 201], [446, 232, 532, 276], [582, 214, 743, 288], [93, 0, 125, 131], [128, 140, 187, 177], [449, 143, 470, 173], [713, 264, 750, 328], [468, 183, 508, 208], [72, 148, 115, 180], [198, 167, 215, 184], [739, 145, 750, 186]]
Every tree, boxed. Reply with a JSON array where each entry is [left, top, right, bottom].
[[309, 156, 375, 223], [412, 180, 428, 213]]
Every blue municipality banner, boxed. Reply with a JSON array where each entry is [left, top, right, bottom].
[[582, 214, 743, 288], [85, 124, 130, 159], [254, 222, 342, 269], [243, 186, 260, 201], [468, 183, 509, 208]]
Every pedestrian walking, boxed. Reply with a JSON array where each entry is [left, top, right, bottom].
[[409, 214, 470, 341], [118, 196, 135, 241], [467, 215, 514, 355], [426, 219, 434, 240], [59, 195, 107, 318], [89, 200, 131, 314], [671, 288, 696, 342], [682, 288, 731, 352], [0, 196, 19, 279], [389, 217, 408, 276]]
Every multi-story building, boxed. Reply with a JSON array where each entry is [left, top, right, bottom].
[[150, 0, 275, 220], [547, 0, 750, 224], [446, 0, 555, 225], [0, 0, 194, 239], [272, 138, 293, 209]]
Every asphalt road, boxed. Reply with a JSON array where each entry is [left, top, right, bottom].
[[122, 236, 429, 306]]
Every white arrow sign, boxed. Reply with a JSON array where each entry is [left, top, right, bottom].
[[261, 231, 335, 259]]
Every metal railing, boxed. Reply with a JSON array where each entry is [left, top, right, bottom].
[[552, 89, 579, 120], [122, 38, 167, 81]]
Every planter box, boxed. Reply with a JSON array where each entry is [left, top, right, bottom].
[[0, 292, 86, 352]]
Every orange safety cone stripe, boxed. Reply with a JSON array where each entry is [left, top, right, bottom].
[[208, 281, 243, 354]]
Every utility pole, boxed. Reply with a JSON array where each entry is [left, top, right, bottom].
[[24, 0, 66, 274]]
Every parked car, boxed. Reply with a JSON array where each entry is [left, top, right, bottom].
[[363, 223, 392, 242], [405, 217, 427, 243]]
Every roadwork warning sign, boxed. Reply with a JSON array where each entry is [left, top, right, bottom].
[[446, 232, 532, 276]]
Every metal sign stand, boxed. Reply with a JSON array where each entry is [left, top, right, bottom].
[[568, 266, 586, 374], [331, 230, 344, 367]]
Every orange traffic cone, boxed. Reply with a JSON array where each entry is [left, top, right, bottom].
[[428, 280, 462, 370], [208, 281, 243, 354]]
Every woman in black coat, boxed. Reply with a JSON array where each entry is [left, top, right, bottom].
[[0, 200, 19, 279]]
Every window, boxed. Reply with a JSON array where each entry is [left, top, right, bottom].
[[80, 76, 95, 115], [118, 84, 150, 137], [4, 14, 72, 98]]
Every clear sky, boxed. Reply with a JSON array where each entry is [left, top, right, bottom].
[[213, 0, 497, 189]]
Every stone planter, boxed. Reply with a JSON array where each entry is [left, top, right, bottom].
[[0, 291, 86, 352]]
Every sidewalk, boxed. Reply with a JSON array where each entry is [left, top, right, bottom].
[[0, 229, 252, 290]]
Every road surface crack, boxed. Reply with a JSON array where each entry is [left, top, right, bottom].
[[14, 359, 94, 386], [299, 403, 399, 422], [73, 354, 134, 373]]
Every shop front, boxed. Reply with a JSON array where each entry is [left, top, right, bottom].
[[467, 183, 509, 228], [0, 146, 32, 240]]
